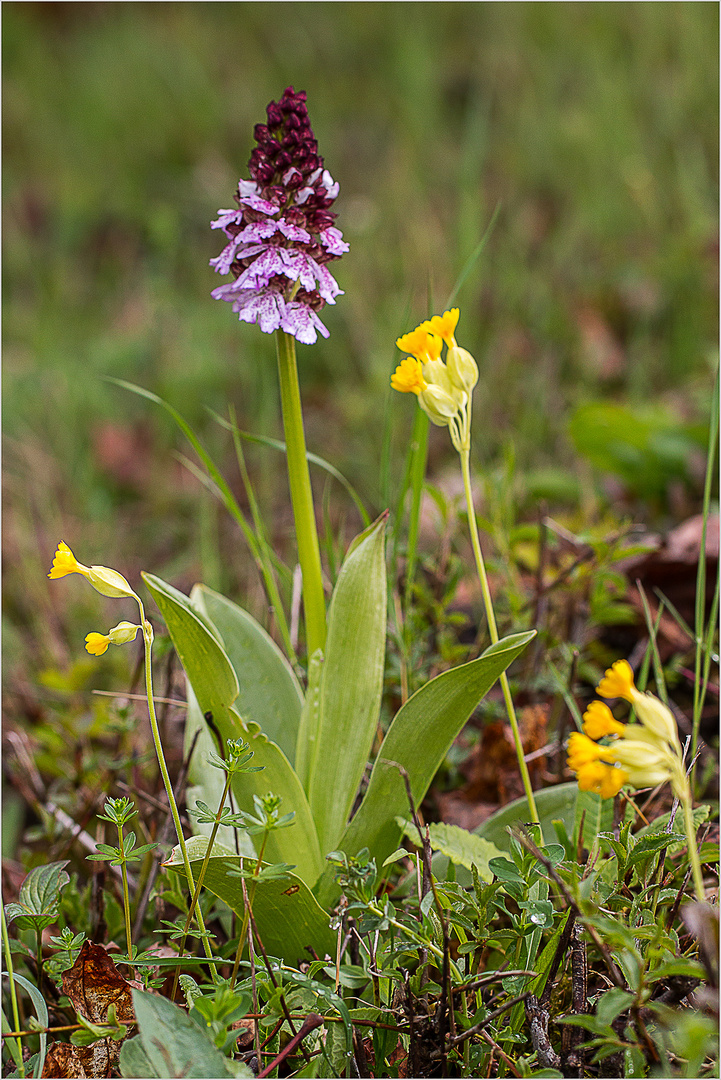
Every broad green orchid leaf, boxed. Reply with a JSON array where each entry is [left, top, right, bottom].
[[165, 837, 335, 966], [191, 584, 303, 764], [308, 513, 388, 855], [314, 630, 535, 907], [143, 574, 322, 885]]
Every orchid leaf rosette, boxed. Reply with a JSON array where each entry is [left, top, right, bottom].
[[210, 85, 348, 346]]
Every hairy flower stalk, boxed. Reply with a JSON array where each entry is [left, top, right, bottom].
[[568, 659, 705, 901], [48, 543, 219, 975], [211, 87, 348, 656], [391, 312, 541, 836]]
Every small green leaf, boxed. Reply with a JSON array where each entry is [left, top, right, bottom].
[[382, 848, 410, 868]]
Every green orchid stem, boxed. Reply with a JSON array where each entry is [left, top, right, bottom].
[[141, 619, 218, 981], [275, 329, 326, 656], [2, 904, 25, 1079], [459, 447, 542, 838], [681, 793, 706, 903], [116, 823, 135, 980]]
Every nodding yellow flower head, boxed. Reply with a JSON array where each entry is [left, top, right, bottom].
[[49, 541, 83, 580], [48, 541, 139, 602], [567, 731, 606, 770], [392, 310, 478, 451], [420, 308, 460, 348], [85, 621, 141, 657], [391, 356, 428, 396], [582, 700, 626, 740]]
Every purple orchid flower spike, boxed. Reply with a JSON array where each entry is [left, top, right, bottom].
[[210, 87, 348, 345]]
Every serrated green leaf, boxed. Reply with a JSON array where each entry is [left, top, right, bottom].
[[164, 836, 335, 965], [573, 787, 614, 849], [314, 630, 535, 907], [191, 584, 303, 764], [397, 821, 502, 881], [309, 514, 388, 856], [5, 861, 70, 929]]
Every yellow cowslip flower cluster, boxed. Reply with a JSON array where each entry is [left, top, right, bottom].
[[49, 542, 143, 656], [391, 309, 479, 451], [567, 659, 689, 801]]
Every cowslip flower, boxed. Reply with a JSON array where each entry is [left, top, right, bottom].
[[568, 660, 689, 800], [210, 86, 348, 345], [391, 309, 478, 450], [48, 541, 140, 602], [48, 542, 150, 659], [596, 659, 681, 751], [85, 622, 141, 656]]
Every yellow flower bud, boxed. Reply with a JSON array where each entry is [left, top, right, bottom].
[[446, 346, 478, 395], [395, 328, 442, 363], [418, 385, 460, 427], [567, 731, 604, 770], [85, 632, 110, 656], [419, 308, 460, 348], [632, 693, 681, 750], [582, 700, 626, 740]]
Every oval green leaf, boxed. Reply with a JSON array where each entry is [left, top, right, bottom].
[[165, 836, 335, 966], [191, 584, 303, 764], [314, 629, 535, 906]]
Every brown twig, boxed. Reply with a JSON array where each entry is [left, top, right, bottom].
[[256, 1012, 324, 1078]]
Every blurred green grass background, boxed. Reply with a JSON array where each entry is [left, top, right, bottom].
[[3, 2, 718, 666]]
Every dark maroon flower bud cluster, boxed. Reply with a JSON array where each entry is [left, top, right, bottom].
[[210, 87, 348, 345]]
